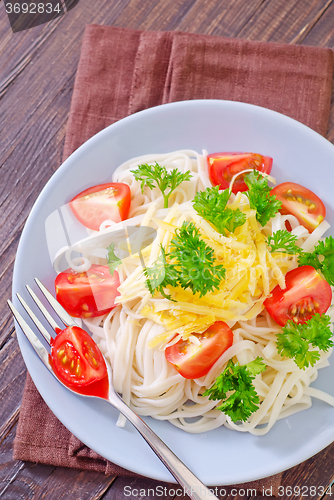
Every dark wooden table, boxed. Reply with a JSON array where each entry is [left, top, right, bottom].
[[1, 0, 334, 498]]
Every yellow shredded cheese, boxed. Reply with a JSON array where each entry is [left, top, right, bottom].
[[116, 195, 297, 346]]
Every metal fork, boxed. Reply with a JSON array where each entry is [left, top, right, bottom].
[[8, 279, 218, 500]]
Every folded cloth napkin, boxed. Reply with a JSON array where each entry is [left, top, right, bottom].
[[13, 25, 334, 494]]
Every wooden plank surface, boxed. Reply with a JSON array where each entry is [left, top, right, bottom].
[[1, 0, 334, 498]]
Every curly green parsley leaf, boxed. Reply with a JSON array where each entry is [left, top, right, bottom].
[[244, 171, 282, 226], [144, 245, 178, 301], [203, 357, 266, 422], [130, 163, 192, 209], [298, 236, 334, 286], [266, 229, 303, 255], [107, 243, 121, 274], [144, 221, 226, 299], [193, 186, 246, 236], [276, 313, 334, 370]]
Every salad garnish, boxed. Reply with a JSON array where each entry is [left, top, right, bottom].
[[267, 231, 334, 285], [193, 186, 246, 235], [144, 221, 226, 300], [266, 229, 303, 255], [244, 171, 282, 226], [298, 236, 334, 285], [203, 357, 266, 422], [144, 245, 178, 300], [276, 313, 334, 370], [131, 162, 192, 208]]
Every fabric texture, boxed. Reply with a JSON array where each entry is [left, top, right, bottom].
[[13, 24, 334, 495]]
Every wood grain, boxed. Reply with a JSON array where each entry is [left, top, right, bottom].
[[236, 0, 334, 42], [1, 0, 334, 498], [282, 442, 334, 499]]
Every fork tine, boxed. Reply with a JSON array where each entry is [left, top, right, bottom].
[[26, 285, 62, 334], [34, 278, 78, 328], [7, 300, 52, 372], [16, 293, 52, 344]]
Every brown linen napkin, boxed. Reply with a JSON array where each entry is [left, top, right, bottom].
[[13, 25, 334, 494]]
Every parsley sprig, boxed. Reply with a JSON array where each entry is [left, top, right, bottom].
[[298, 236, 334, 285], [131, 163, 192, 209], [266, 229, 303, 255], [276, 314, 334, 370], [267, 232, 334, 286], [144, 221, 226, 300], [203, 357, 266, 422], [244, 171, 282, 226], [107, 243, 121, 274], [144, 245, 178, 300], [193, 186, 246, 236]]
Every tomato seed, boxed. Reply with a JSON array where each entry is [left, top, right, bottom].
[[285, 193, 317, 216], [58, 349, 65, 358], [62, 355, 67, 364], [289, 297, 321, 320]]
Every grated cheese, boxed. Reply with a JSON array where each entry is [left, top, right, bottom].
[[116, 196, 297, 346]]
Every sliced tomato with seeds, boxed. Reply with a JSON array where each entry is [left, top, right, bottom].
[[271, 182, 326, 233], [264, 265, 331, 326], [55, 264, 120, 318], [165, 321, 233, 379], [50, 326, 109, 398], [207, 152, 273, 193], [70, 182, 131, 231]]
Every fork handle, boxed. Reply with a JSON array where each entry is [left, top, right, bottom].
[[109, 394, 218, 500]]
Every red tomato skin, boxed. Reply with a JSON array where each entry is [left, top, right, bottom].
[[72, 375, 109, 399], [271, 182, 326, 233], [51, 326, 108, 397], [264, 266, 331, 326], [165, 321, 233, 379], [70, 182, 131, 231], [55, 265, 120, 318], [207, 152, 273, 193]]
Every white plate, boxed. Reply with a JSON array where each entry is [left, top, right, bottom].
[[12, 100, 334, 485]]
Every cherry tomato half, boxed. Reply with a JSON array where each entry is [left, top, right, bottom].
[[165, 321, 233, 379], [50, 326, 109, 398], [207, 152, 273, 193], [271, 182, 326, 233], [55, 265, 120, 318], [70, 182, 131, 231], [264, 265, 331, 326]]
